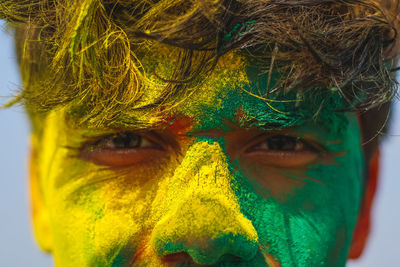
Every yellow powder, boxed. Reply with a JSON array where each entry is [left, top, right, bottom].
[[149, 141, 258, 262]]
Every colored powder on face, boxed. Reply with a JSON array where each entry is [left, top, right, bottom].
[[164, 54, 364, 266], [149, 138, 259, 265], [172, 52, 350, 134], [36, 109, 170, 266], [229, 113, 364, 266], [35, 51, 364, 267]]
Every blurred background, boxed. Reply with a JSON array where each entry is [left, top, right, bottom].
[[0, 21, 399, 267]]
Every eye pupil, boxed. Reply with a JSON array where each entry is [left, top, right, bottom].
[[267, 135, 299, 151], [112, 133, 141, 149]]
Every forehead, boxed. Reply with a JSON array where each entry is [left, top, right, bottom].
[[65, 52, 346, 132]]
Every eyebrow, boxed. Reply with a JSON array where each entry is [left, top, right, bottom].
[[64, 93, 326, 132], [64, 105, 168, 131], [238, 117, 290, 130], [234, 109, 305, 131]]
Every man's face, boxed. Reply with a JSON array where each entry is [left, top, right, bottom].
[[33, 54, 364, 266]]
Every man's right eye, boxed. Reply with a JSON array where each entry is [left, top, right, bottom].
[[79, 132, 166, 167], [91, 132, 153, 150]]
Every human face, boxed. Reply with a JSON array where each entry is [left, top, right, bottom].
[[33, 53, 364, 267]]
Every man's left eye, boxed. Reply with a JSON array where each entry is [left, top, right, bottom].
[[247, 135, 316, 152], [243, 135, 324, 167]]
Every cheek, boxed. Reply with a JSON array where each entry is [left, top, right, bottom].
[[237, 158, 310, 202], [47, 158, 175, 266], [231, 148, 363, 266]]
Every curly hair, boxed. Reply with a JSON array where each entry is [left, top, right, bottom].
[[0, 0, 398, 130]]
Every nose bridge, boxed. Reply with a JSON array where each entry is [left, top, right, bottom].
[[177, 139, 236, 195], [150, 140, 259, 265]]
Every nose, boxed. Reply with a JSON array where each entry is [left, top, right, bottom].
[[150, 140, 259, 265]]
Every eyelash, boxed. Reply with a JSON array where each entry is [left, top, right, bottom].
[[240, 134, 326, 168], [78, 132, 167, 167], [246, 135, 322, 153], [85, 132, 162, 151], [77, 131, 325, 168], [80, 133, 324, 156]]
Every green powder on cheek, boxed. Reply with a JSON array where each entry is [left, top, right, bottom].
[[229, 112, 363, 267]]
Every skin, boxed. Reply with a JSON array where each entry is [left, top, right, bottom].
[[31, 53, 364, 267]]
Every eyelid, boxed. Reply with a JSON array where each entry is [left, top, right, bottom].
[[82, 131, 165, 151], [239, 132, 329, 168], [242, 132, 328, 162], [78, 131, 169, 167], [244, 132, 323, 151]]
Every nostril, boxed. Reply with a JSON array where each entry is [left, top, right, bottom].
[[161, 252, 210, 266], [217, 253, 244, 263], [162, 252, 191, 264], [161, 251, 245, 266]]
